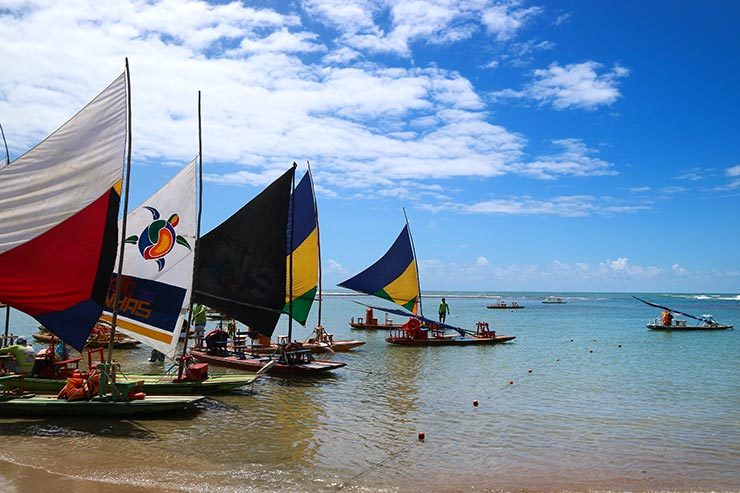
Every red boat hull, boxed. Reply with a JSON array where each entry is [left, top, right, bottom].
[[386, 335, 516, 346]]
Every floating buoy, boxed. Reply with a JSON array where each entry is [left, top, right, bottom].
[[556, 358, 560, 362], [589, 349, 593, 353], [528, 369, 533, 373], [473, 400, 479, 407], [418, 432, 425, 441], [618, 344, 622, 348], [570, 339, 574, 342], [508, 380, 514, 385]]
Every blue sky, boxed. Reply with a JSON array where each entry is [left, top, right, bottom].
[[1, 0, 738, 292]]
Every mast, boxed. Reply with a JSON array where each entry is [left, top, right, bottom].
[[287, 163, 296, 342], [178, 90, 203, 379], [403, 207, 423, 318], [307, 161, 322, 327], [106, 58, 134, 377], [0, 123, 9, 165]]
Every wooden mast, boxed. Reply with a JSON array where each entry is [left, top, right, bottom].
[[106, 58, 134, 379], [178, 90, 203, 379], [403, 208, 423, 318], [287, 163, 296, 343], [306, 161, 322, 328]]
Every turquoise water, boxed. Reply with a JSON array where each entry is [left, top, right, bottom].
[[1, 292, 738, 491]]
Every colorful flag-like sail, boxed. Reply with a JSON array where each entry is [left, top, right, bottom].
[[0, 75, 127, 351], [101, 160, 196, 357], [338, 224, 420, 314], [194, 166, 295, 337], [284, 171, 319, 325]]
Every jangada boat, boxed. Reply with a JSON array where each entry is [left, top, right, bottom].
[[189, 165, 345, 376], [32, 323, 140, 349], [486, 301, 524, 309], [349, 306, 403, 330], [242, 326, 364, 354], [634, 296, 734, 331], [338, 212, 515, 347], [542, 296, 566, 304], [0, 64, 204, 416]]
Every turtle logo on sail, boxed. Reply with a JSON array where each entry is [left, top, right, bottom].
[[125, 206, 191, 271]]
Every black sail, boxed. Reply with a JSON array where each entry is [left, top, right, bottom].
[[194, 166, 295, 337]]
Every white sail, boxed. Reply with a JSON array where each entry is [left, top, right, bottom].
[[102, 159, 197, 357]]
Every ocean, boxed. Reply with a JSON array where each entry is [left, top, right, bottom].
[[1, 292, 738, 492]]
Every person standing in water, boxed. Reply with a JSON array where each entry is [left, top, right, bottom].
[[438, 297, 450, 323]]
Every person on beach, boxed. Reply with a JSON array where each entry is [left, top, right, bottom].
[[0, 337, 36, 375], [193, 303, 207, 346], [438, 298, 450, 323]]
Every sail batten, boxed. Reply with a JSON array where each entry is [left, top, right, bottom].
[[0, 74, 127, 350], [338, 224, 420, 314], [194, 166, 295, 337]]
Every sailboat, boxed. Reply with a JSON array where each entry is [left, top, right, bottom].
[[189, 164, 345, 376], [245, 166, 364, 354], [633, 296, 733, 331], [338, 214, 515, 346], [0, 64, 203, 416]]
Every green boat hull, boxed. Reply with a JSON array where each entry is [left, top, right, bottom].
[[0, 395, 204, 417], [22, 373, 257, 395]]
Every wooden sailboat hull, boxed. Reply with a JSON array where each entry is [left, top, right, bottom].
[[386, 335, 516, 346], [32, 333, 140, 349], [22, 373, 257, 395], [349, 322, 402, 330], [0, 395, 204, 417], [190, 349, 345, 376], [647, 324, 733, 331], [245, 340, 365, 354]]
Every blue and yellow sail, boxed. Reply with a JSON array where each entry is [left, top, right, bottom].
[[338, 224, 420, 314], [284, 172, 319, 325]]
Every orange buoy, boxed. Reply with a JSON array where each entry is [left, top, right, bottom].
[[418, 432, 425, 441], [473, 400, 479, 407]]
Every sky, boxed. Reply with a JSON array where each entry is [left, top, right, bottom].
[[1, 0, 739, 293]]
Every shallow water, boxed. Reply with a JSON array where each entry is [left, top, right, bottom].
[[1, 292, 739, 491]]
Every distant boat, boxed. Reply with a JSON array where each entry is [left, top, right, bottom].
[[338, 212, 514, 346], [486, 301, 524, 309], [633, 296, 733, 331], [542, 296, 566, 304], [349, 306, 403, 330]]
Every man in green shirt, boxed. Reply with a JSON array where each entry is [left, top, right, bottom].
[[438, 298, 450, 323], [192, 303, 207, 346], [0, 337, 36, 375]]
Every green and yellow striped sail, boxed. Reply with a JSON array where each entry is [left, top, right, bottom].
[[338, 225, 420, 314], [283, 172, 318, 325]]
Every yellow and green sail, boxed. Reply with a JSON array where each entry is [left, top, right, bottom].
[[283, 172, 318, 325], [338, 225, 420, 314]]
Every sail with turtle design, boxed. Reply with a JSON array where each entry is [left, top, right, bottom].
[[194, 166, 295, 337], [101, 159, 196, 357], [0, 74, 127, 351], [284, 171, 319, 325], [338, 223, 421, 315]]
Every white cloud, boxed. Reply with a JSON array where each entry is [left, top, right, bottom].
[[630, 186, 651, 193], [553, 12, 571, 26], [492, 61, 629, 110], [421, 193, 649, 217], [727, 164, 740, 177], [513, 138, 616, 179], [674, 167, 705, 181], [476, 256, 489, 266], [481, 3, 542, 41]]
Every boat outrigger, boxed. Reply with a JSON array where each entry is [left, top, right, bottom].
[[338, 211, 514, 347], [633, 296, 733, 331], [486, 301, 524, 309]]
